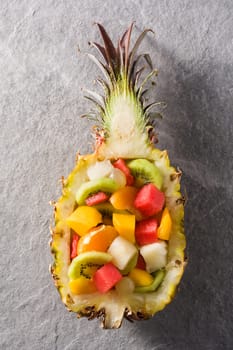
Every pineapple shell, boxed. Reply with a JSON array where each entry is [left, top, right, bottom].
[[50, 24, 186, 329]]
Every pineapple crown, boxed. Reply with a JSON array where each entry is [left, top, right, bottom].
[[82, 23, 165, 142]]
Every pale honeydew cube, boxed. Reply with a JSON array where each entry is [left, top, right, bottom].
[[140, 241, 167, 273], [109, 168, 126, 188], [107, 236, 137, 271], [87, 160, 113, 180]]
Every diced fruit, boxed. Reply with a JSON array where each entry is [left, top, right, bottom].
[[140, 241, 167, 273], [136, 254, 146, 270], [107, 236, 138, 271], [109, 168, 127, 188], [85, 192, 109, 206], [70, 233, 79, 259], [115, 277, 135, 295], [66, 206, 102, 236], [154, 210, 163, 225], [134, 183, 165, 217], [120, 253, 138, 275], [77, 225, 118, 254], [127, 158, 163, 190], [94, 202, 129, 217], [157, 207, 172, 240], [112, 213, 135, 243], [135, 218, 158, 246], [135, 269, 165, 293], [76, 178, 120, 205], [93, 263, 122, 293], [129, 268, 153, 287], [68, 251, 112, 280], [113, 158, 134, 185], [69, 277, 97, 295], [87, 160, 113, 180], [110, 186, 138, 210]]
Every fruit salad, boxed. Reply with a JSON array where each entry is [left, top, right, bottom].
[[66, 158, 172, 296], [50, 23, 186, 328]]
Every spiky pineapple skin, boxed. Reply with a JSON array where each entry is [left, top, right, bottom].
[[50, 150, 186, 328]]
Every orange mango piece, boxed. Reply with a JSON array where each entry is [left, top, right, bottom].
[[66, 206, 102, 236], [128, 268, 153, 287], [69, 277, 97, 295], [157, 207, 172, 240], [110, 186, 138, 210], [112, 213, 135, 243], [77, 225, 118, 254]]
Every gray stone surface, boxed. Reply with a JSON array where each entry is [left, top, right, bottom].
[[1, 0, 233, 349]]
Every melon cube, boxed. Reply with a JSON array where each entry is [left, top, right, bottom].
[[107, 236, 138, 271], [140, 241, 167, 273]]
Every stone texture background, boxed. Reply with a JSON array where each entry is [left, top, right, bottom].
[[1, 0, 233, 349]]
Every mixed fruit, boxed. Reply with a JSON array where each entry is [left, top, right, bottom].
[[66, 158, 172, 296]]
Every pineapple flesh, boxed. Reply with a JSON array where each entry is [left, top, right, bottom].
[[50, 23, 186, 329]]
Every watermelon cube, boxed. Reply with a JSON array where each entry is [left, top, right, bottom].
[[113, 159, 134, 185], [136, 254, 146, 270], [85, 191, 109, 206], [70, 233, 79, 260], [93, 263, 122, 293], [134, 183, 165, 217], [135, 218, 158, 246]]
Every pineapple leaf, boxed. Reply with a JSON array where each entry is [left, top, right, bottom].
[[128, 28, 154, 76], [96, 23, 117, 63], [144, 101, 166, 116], [89, 41, 108, 63], [84, 95, 105, 115], [95, 78, 110, 96], [119, 22, 134, 73], [137, 69, 158, 99], [87, 53, 112, 87], [83, 89, 105, 108]]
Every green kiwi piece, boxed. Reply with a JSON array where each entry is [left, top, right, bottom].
[[94, 203, 130, 217], [75, 178, 120, 205], [68, 251, 112, 280], [120, 252, 138, 275], [127, 159, 163, 189], [134, 269, 165, 293]]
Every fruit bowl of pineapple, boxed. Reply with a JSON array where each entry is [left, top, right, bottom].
[[50, 23, 186, 329]]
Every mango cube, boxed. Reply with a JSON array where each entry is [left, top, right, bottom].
[[66, 206, 102, 236], [157, 207, 172, 240], [112, 213, 135, 243]]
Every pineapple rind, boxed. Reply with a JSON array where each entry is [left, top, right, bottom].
[[51, 150, 186, 328]]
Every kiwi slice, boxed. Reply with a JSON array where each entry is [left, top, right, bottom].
[[68, 251, 112, 280], [94, 203, 129, 217], [134, 269, 165, 293], [127, 159, 163, 189], [120, 252, 138, 275], [75, 178, 120, 205]]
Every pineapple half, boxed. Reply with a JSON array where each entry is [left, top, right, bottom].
[[50, 23, 186, 328]]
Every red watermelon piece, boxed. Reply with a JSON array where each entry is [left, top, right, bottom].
[[113, 158, 134, 185], [85, 191, 109, 206], [135, 218, 158, 246], [134, 183, 165, 217], [93, 263, 122, 293], [70, 233, 79, 260], [136, 254, 146, 270]]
